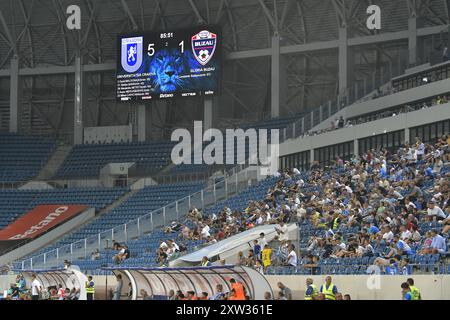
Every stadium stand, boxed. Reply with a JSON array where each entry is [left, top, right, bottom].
[[2, 0, 450, 302], [16, 136, 449, 277], [18, 182, 204, 268], [55, 141, 176, 179], [0, 134, 56, 183], [0, 187, 128, 231]]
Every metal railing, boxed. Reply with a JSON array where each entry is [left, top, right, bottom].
[[16, 167, 260, 270]]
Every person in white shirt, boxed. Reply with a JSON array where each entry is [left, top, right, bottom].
[[31, 274, 42, 300], [201, 224, 211, 238], [168, 240, 179, 252], [258, 233, 267, 250], [296, 204, 306, 221], [159, 241, 168, 250], [382, 226, 394, 243], [286, 244, 297, 267], [276, 221, 289, 242], [255, 214, 264, 225], [292, 168, 300, 175], [400, 225, 412, 241], [426, 202, 446, 220]]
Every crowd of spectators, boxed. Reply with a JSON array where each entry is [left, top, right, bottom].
[[278, 136, 448, 274], [154, 134, 449, 276]]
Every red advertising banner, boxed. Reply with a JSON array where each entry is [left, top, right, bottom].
[[0, 205, 88, 241]]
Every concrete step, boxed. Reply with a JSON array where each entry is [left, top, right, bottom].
[[35, 144, 72, 180]]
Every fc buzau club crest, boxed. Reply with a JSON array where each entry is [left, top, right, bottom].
[[191, 30, 217, 66], [121, 36, 143, 73]]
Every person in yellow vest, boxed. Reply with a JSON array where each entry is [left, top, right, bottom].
[[201, 256, 212, 267], [320, 276, 338, 300], [261, 244, 273, 272], [406, 278, 421, 300], [85, 276, 95, 301], [304, 278, 318, 300]]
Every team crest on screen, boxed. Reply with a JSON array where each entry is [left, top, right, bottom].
[[121, 36, 143, 73], [191, 30, 217, 66]]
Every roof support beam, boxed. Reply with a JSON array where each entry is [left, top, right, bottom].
[[0, 25, 448, 78], [257, 0, 277, 32], [0, 10, 17, 55], [188, 0, 206, 24], [121, 0, 139, 31]]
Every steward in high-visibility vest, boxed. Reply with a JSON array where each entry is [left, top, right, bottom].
[[407, 278, 421, 300], [320, 276, 337, 300], [305, 278, 318, 300], [85, 276, 95, 300]]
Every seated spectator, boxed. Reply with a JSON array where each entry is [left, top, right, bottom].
[[425, 229, 447, 254], [393, 236, 414, 255], [424, 201, 446, 221]]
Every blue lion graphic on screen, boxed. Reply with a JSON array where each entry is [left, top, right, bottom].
[[148, 48, 191, 93]]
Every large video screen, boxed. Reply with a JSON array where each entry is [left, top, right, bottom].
[[116, 25, 221, 101]]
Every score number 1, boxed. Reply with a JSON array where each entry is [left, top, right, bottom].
[[147, 41, 184, 57]]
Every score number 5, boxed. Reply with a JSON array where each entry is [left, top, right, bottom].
[[147, 41, 185, 57]]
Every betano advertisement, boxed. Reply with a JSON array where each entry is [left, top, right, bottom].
[[0, 205, 87, 241]]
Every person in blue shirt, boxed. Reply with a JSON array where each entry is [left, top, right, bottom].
[[368, 223, 380, 235], [385, 259, 399, 275], [430, 229, 447, 254], [253, 239, 261, 258], [401, 282, 413, 300]]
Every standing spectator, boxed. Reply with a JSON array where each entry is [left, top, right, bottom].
[[253, 239, 261, 258], [443, 46, 449, 62], [31, 274, 42, 300], [277, 282, 293, 300], [261, 244, 273, 272], [285, 244, 297, 267], [113, 274, 123, 300], [338, 116, 345, 128], [258, 233, 267, 250]]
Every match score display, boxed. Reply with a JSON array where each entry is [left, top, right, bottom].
[[116, 26, 221, 101]]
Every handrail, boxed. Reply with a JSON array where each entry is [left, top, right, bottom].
[[14, 165, 260, 270], [11, 47, 448, 270]]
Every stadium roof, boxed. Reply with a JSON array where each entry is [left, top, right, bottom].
[[0, 0, 448, 138]]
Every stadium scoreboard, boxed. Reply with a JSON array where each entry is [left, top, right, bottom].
[[116, 26, 221, 101]]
